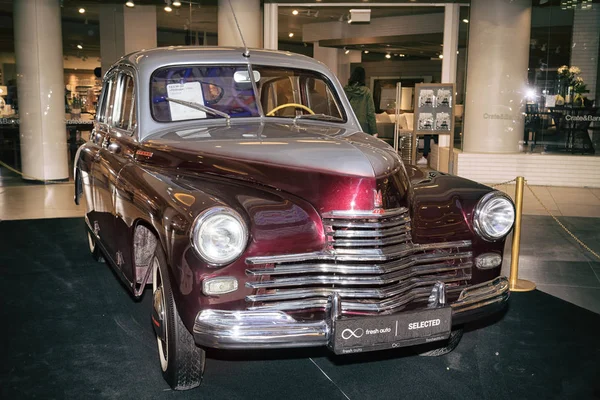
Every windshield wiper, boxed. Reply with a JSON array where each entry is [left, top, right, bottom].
[[294, 113, 344, 123], [164, 97, 231, 126]]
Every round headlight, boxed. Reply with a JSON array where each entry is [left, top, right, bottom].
[[473, 192, 515, 241], [191, 207, 248, 266]]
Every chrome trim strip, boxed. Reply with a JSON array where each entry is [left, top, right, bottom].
[[246, 251, 472, 276], [192, 277, 508, 349], [331, 224, 411, 238], [321, 207, 409, 219], [246, 262, 472, 289], [327, 216, 410, 229], [331, 233, 412, 248], [247, 272, 470, 302], [245, 240, 472, 265], [248, 285, 467, 313]]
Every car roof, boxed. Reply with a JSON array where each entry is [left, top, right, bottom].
[[114, 46, 329, 76]]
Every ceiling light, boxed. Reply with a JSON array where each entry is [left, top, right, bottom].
[[344, 48, 350, 54], [78, 8, 85, 14], [164, 5, 172, 12], [173, 0, 181, 6], [292, 9, 299, 15], [438, 54, 444, 59], [288, 32, 294, 38], [385, 53, 391, 59], [125, 1, 135, 7], [77, 44, 83, 49], [462, 19, 469, 23], [399, 54, 405, 57], [364, 50, 369, 54]]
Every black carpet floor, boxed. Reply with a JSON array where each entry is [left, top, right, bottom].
[[1, 218, 600, 400]]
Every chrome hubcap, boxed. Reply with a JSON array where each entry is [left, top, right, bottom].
[[152, 286, 166, 342], [152, 258, 168, 371]]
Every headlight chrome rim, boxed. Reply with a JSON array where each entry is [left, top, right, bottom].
[[473, 192, 515, 242], [191, 206, 248, 266]]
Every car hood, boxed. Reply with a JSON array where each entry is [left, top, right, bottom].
[[141, 122, 408, 213]]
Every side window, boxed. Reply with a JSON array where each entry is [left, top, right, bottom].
[[305, 79, 342, 119], [261, 78, 295, 116], [115, 74, 136, 132], [96, 77, 113, 124], [104, 74, 118, 126]]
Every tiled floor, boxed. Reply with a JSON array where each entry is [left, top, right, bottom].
[[1, 174, 599, 315]]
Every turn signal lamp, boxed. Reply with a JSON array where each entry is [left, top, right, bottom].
[[475, 253, 502, 269], [203, 277, 239, 295]]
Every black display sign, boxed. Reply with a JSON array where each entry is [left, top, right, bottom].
[[332, 307, 452, 355]]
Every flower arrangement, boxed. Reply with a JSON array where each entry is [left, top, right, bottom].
[[556, 65, 589, 105]]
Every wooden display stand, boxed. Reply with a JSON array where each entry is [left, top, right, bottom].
[[411, 83, 455, 173]]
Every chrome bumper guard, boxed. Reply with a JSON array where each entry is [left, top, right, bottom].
[[193, 276, 509, 350]]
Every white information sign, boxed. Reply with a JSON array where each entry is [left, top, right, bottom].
[[166, 82, 206, 121]]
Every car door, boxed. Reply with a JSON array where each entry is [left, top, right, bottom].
[[109, 69, 140, 287], [90, 71, 119, 260]]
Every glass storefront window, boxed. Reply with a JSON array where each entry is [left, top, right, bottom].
[[526, 3, 599, 155]]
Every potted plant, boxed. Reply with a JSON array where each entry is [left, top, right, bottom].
[[556, 65, 588, 106], [71, 96, 82, 119]]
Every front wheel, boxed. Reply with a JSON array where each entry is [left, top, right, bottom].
[[152, 244, 205, 390]]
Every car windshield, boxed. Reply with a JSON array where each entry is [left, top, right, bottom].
[[150, 64, 346, 123]]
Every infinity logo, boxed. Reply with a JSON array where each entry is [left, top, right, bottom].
[[341, 328, 364, 340]]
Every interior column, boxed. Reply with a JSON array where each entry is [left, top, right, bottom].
[[14, 0, 68, 181], [99, 5, 157, 75], [218, 0, 261, 48], [263, 3, 278, 50], [462, 0, 532, 153]]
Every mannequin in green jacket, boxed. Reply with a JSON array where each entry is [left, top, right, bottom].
[[344, 66, 378, 137]]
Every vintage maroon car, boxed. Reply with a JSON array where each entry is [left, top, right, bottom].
[[74, 47, 514, 390]]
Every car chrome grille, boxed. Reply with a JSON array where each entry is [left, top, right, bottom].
[[245, 208, 472, 315]]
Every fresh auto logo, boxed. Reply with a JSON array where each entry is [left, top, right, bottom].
[[341, 328, 364, 340]]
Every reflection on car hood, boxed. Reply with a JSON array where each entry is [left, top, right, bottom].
[[142, 122, 407, 213], [146, 122, 399, 178]]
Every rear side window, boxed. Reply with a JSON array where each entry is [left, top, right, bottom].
[[113, 73, 136, 132], [96, 75, 115, 124]]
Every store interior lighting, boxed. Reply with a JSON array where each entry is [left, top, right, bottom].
[[173, 1, 182, 6], [292, 10, 299, 15], [164, 0, 173, 12], [385, 53, 391, 59], [78, 8, 85, 14], [288, 32, 294, 38], [560, 0, 592, 10], [125, 1, 135, 7]]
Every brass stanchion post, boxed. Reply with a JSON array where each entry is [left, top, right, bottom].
[[509, 176, 536, 292]]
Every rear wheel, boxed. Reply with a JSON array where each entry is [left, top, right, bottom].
[[416, 327, 464, 357], [152, 244, 205, 390], [87, 231, 104, 262]]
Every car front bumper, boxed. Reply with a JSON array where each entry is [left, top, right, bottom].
[[193, 276, 509, 350]]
